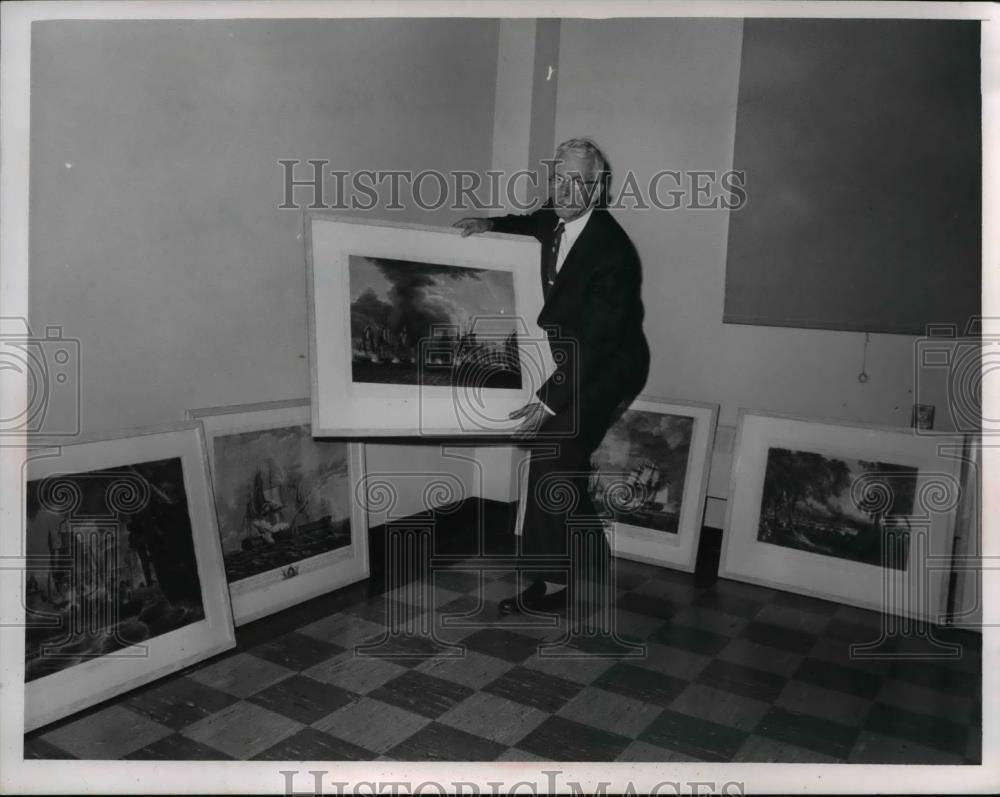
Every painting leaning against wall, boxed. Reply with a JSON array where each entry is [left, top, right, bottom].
[[24, 457, 206, 683]]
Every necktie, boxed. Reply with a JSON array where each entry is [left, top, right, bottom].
[[542, 221, 565, 299]]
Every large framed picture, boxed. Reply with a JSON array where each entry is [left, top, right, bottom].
[[588, 397, 718, 572], [305, 214, 553, 436], [720, 412, 962, 621], [188, 399, 368, 625], [23, 423, 234, 732]]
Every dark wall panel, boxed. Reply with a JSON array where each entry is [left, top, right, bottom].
[[724, 19, 980, 335]]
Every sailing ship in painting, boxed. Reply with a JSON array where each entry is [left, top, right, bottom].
[[348, 254, 522, 388], [24, 457, 206, 682], [589, 409, 694, 534], [757, 447, 917, 570], [211, 426, 352, 583]]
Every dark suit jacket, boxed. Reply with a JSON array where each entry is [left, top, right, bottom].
[[491, 204, 650, 450]]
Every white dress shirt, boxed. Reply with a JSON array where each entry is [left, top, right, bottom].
[[555, 208, 593, 274], [539, 208, 594, 417]]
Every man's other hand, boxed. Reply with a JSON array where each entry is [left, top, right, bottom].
[[453, 217, 492, 237], [509, 402, 547, 442]]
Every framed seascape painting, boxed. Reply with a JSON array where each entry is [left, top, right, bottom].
[[188, 399, 368, 625], [23, 423, 234, 732], [588, 397, 718, 572], [720, 412, 962, 621], [305, 214, 553, 436]]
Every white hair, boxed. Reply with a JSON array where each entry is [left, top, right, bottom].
[[554, 137, 611, 200]]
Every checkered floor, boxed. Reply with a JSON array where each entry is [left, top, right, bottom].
[[24, 556, 981, 763]]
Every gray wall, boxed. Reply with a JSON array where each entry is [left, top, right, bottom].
[[29, 19, 501, 520]]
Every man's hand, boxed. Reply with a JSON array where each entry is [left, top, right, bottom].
[[509, 402, 548, 442], [453, 217, 493, 237]]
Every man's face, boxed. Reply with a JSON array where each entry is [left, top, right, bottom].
[[552, 152, 599, 222]]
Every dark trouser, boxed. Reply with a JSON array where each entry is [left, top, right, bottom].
[[519, 408, 613, 586]]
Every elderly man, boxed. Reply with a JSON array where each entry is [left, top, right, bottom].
[[455, 137, 650, 614]]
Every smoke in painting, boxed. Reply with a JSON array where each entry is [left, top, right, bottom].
[[349, 255, 522, 389], [24, 458, 205, 682], [211, 425, 352, 582]]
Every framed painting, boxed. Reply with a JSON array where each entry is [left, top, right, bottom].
[[720, 411, 962, 621], [305, 213, 553, 436], [23, 423, 234, 732], [188, 399, 368, 625], [588, 397, 718, 572]]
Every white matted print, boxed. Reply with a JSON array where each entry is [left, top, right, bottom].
[[590, 397, 718, 572], [188, 399, 368, 625], [23, 423, 234, 732], [721, 411, 962, 621], [305, 214, 553, 436]]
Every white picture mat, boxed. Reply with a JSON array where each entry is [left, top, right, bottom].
[[306, 214, 552, 436], [720, 411, 961, 622], [189, 399, 369, 625], [23, 423, 235, 732], [606, 397, 718, 573]]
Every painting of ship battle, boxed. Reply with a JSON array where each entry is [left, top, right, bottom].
[[589, 409, 695, 534], [349, 255, 522, 389], [24, 458, 205, 682], [757, 447, 917, 570], [211, 425, 352, 582]]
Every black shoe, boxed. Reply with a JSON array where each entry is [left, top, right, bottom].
[[498, 580, 567, 616]]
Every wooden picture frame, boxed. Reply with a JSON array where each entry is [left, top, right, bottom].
[[188, 399, 369, 625], [589, 396, 718, 572], [23, 423, 234, 732], [720, 411, 962, 621], [305, 213, 552, 437]]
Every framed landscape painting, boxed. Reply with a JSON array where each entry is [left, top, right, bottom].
[[305, 214, 553, 436], [720, 412, 961, 621], [23, 423, 234, 731], [188, 399, 368, 625], [588, 397, 718, 572]]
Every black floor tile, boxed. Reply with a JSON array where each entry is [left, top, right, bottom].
[[616, 591, 677, 620], [865, 702, 970, 756], [639, 709, 749, 762], [484, 666, 582, 713], [652, 622, 730, 656], [795, 657, 883, 700], [250, 632, 345, 671], [461, 628, 542, 663], [691, 590, 766, 619], [696, 660, 787, 703], [743, 621, 817, 654], [123, 733, 234, 760], [887, 659, 980, 698], [248, 674, 358, 724], [769, 590, 839, 615], [256, 728, 374, 761], [593, 663, 687, 707], [388, 721, 507, 761], [368, 670, 475, 719], [754, 706, 858, 759], [431, 569, 485, 595], [23, 736, 74, 759], [356, 631, 461, 667], [123, 676, 240, 730], [517, 715, 631, 761]]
